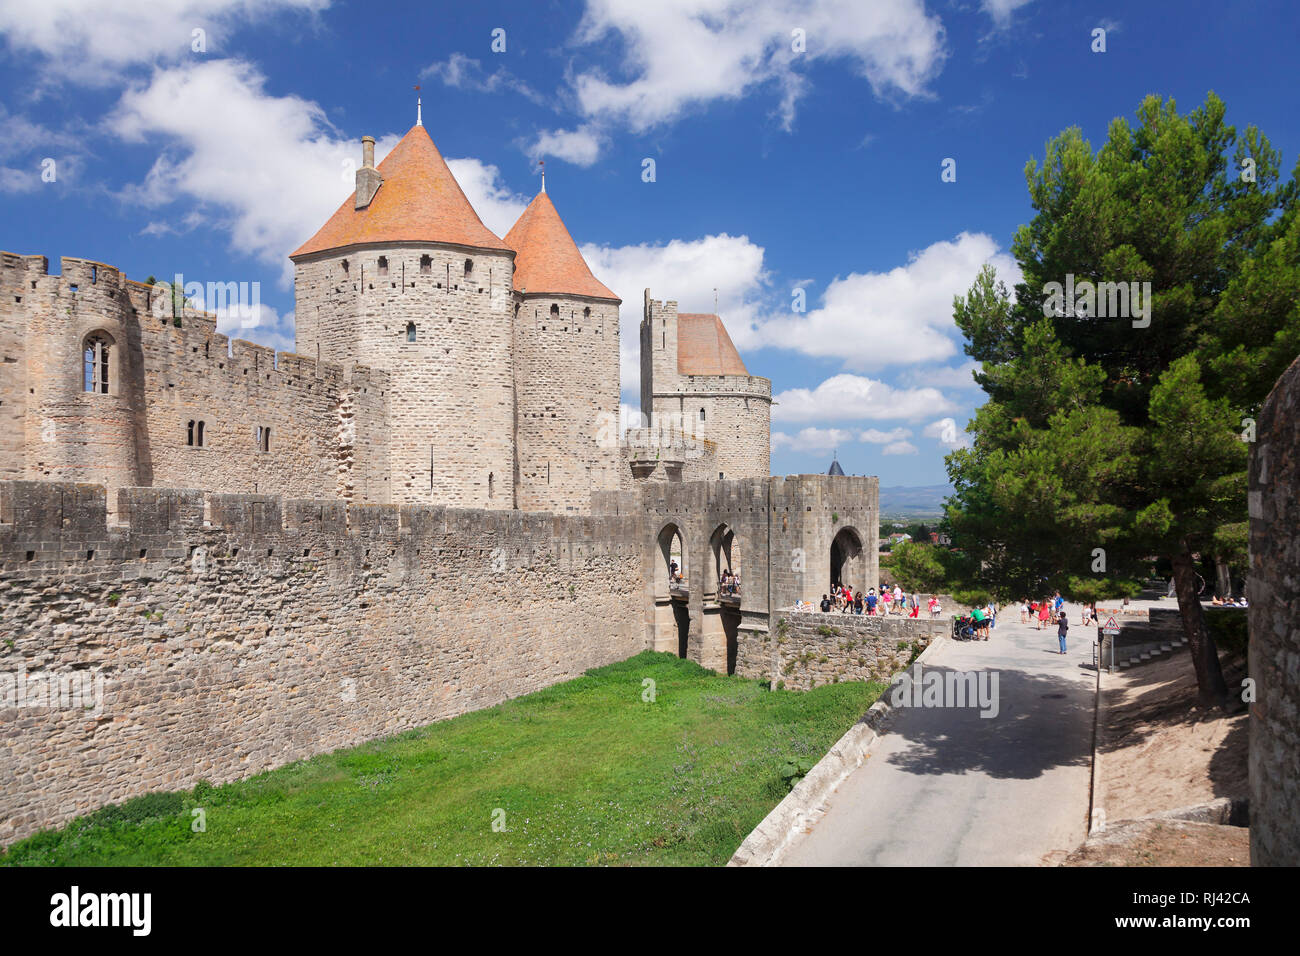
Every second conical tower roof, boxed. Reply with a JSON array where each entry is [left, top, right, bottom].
[[504, 190, 619, 301]]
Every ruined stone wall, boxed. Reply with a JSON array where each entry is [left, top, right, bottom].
[[293, 244, 515, 509], [753, 610, 945, 690], [1247, 353, 1300, 866], [512, 293, 620, 513], [0, 479, 646, 845], [4, 254, 391, 510]]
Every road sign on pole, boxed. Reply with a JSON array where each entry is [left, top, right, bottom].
[[1102, 616, 1120, 635]]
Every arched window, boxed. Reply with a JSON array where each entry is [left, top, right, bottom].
[[340, 259, 349, 275], [83, 334, 111, 394], [550, 304, 559, 318], [464, 258, 473, 276], [406, 322, 417, 342], [419, 255, 432, 274], [583, 306, 591, 321], [197, 421, 205, 447], [187, 420, 195, 446], [377, 256, 388, 276], [699, 407, 706, 422]]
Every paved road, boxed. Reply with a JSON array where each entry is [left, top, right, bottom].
[[781, 604, 1098, 866]]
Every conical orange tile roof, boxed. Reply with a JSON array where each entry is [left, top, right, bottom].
[[291, 125, 511, 259], [503, 190, 620, 302]]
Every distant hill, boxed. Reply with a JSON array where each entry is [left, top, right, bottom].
[[877, 484, 952, 518]]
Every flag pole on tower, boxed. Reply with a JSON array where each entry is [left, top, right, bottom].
[[415, 84, 422, 126]]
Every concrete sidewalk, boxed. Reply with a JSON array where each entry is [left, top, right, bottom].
[[780, 604, 1097, 866]]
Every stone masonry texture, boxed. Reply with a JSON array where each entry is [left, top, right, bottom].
[[1248, 354, 1300, 866]]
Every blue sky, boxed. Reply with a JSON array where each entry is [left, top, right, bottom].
[[2, 0, 1297, 486]]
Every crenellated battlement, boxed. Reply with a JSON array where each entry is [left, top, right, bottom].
[[0, 480, 639, 561]]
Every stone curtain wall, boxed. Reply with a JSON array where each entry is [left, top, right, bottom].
[[1, 253, 392, 510], [0, 479, 645, 845], [1248, 355, 1300, 866], [742, 610, 946, 690]]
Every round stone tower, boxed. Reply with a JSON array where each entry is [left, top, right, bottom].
[[291, 124, 516, 509], [504, 187, 622, 512]]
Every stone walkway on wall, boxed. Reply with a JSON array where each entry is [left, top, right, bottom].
[[780, 604, 1098, 866]]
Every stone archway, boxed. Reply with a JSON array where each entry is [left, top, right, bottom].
[[653, 523, 690, 658], [703, 523, 743, 674], [830, 525, 865, 595]]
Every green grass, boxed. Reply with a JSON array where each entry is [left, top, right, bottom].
[[2, 651, 885, 867]]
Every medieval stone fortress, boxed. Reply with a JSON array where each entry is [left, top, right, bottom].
[[0, 117, 888, 843]]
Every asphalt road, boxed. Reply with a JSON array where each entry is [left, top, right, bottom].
[[781, 605, 1097, 866]]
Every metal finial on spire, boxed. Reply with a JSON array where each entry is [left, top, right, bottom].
[[414, 84, 422, 126], [714, 287, 718, 313], [538, 159, 546, 192]]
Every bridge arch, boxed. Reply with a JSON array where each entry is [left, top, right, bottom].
[[653, 522, 691, 659]]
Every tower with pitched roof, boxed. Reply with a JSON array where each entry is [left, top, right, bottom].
[[291, 124, 519, 509], [503, 187, 621, 512], [639, 293, 772, 480]]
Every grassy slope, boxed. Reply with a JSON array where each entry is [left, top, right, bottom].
[[4, 652, 884, 867]]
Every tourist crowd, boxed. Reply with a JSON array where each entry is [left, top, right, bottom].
[[817, 585, 945, 619]]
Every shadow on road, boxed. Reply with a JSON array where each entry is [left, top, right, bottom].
[[882, 664, 1094, 781]]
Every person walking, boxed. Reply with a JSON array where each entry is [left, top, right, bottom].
[[1057, 611, 1069, 654]]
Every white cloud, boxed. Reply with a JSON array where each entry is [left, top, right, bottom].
[[445, 158, 528, 238], [106, 60, 530, 281], [882, 440, 919, 455], [571, 0, 947, 132], [772, 374, 956, 424], [580, 233, 769, 395], [981, 0, 1034, 29], [0, 0, 328, 84], [772, 427, 857, 453], [0, 166, 39, 193], [751, 232, 1018, 370], [109, 60, 366, 280], [897, 360, 982, 391], [860, 427, 912, 444], [421, 52, 544, 105], [524, 126, 605, 167]]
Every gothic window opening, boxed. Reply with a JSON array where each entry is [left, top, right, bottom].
[[378, 256, 388, 276], [406, 322, 417, 342], [464, 258, 473, 276], [420, 255, 432, 274], [699, 407, 706, 421], [341, 259, 349, 275], [83, 334, 111, 394], [198, 421, 205, 446], [550, 304, 559, 318], [187, 420, 195, 446], [256, 425, 271, 452]]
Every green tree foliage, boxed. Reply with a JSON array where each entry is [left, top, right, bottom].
[[887, 540, 949, 593], [945, 93, 1299, 707]]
